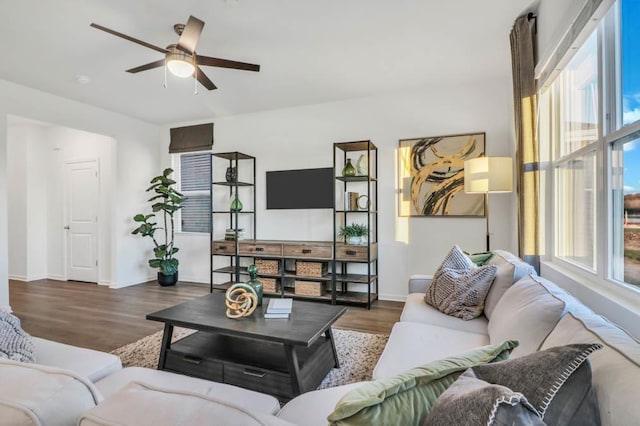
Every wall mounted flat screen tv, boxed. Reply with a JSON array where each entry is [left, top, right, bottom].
[[266, 167, 333, 209]]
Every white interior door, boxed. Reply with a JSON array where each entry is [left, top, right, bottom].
[[65, 161, 99, 283]]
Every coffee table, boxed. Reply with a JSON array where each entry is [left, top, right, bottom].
[[146, 293, 347, 400]]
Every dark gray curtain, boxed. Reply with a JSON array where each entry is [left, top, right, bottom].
[[510, 15, 540, 272]]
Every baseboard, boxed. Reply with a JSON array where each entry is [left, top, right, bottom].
[[47, 274, 65, 281], [98, 280, 111, 287], [8, 274, 27, 281], [177, 274, 209, 284], [378, 293, 407, 302], [26, 274, 48, 281], [109, 275, 156, 289]]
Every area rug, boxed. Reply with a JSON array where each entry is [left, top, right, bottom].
[[111, 328, 388, 389]]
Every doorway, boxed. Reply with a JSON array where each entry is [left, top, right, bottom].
[[64, 160, 99, 283]]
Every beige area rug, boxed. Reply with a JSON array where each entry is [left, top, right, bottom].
[[111, 328, 388, 389]]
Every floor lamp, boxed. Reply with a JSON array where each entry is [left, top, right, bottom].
[[464, 157, 513, 251]]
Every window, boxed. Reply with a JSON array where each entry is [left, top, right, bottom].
[[176, 152, 211, 233], [550, 31, 599, 270], [541, 0, 640, 288], [621, 0, 640, 126]]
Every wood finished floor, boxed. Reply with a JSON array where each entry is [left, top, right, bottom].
[[9, 279, 403, 352]]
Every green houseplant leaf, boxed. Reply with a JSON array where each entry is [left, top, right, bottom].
[[132, 168, 184, 276]]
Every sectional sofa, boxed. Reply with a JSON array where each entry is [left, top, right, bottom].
[[2, 250, 639, 425]]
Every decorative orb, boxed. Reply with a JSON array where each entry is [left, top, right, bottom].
[[225, 283, 258, 319]]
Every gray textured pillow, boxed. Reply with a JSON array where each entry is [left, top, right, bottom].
[[425, 265, 497, 320], [433, 245, 475, 276], [426, 343, 603, 426], [0, 311, 36, 363]]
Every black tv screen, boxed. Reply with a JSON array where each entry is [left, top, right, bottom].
[[266, 168, 333, 209]]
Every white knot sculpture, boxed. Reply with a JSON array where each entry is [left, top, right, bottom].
[[225, 283, 258, 319]]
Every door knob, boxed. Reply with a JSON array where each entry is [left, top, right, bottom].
[[64, 226, 70, 230]]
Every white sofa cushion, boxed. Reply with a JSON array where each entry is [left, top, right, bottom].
[[541, 311, 640, 426], [488, 275, 580, 358], [79, 381, 294, 426], [277, 382, 367, 426], [0, 358, 102, 426], [96, 366, 280, 415], [32, 337, 122, 382], [400, 293, 489, 334], [484, 250, 537, 319], [373, 322, 489, 379]]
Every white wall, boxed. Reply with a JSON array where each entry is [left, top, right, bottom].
[[7, 123, 49, 282], [0, 79, 161, 309], [536, 0, 586, 63], [6, 125, 28, 280], [164, 78, 517, 300]]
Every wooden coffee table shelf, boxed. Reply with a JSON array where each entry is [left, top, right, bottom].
[[147, 293, 346, 401]]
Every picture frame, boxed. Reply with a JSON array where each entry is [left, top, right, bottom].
[[398, 132, 486, 217]]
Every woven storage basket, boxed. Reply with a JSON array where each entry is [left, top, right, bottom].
[[261, 278, 279, 293], [255, 259, 280, 275], [294, 280, 325, 297], [296, 261, 328, 277]]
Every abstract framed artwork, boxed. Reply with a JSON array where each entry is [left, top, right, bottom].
[[398, 132, 486, 217]]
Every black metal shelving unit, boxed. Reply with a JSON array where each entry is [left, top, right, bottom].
[[332, 140, 379, 309], [209, 152, 256, 293]]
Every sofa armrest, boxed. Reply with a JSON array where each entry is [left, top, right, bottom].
[[409, 274, 433, 294]]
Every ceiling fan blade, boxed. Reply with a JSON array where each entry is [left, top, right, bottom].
[[177, 16, 204, 54], [197, 55, 260, 72], [195, 67, 217, 90], [90, 23, 168, 54], [126, 59, 166, 73]]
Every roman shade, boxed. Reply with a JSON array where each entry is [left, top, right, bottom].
[[169, 123, 214, 153]]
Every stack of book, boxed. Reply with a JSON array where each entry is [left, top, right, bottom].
[[224, 228, 245, 241], [264, 298, 293, 319]]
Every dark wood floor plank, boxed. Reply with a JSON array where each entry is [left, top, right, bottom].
[[9, 279, 402, 352]]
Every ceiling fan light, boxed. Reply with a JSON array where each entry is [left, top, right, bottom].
[[166, 49, 195, 78]]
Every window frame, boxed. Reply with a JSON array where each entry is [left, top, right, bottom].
[[542, 0, 640, 294]]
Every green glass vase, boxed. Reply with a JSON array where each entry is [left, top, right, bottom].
[[246, 264, 263, 306], [342, 158, 356, 177], [230, 192, 243, 212]]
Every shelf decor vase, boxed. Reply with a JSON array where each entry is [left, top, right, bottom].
[[346, 236, 360, 245], [342, 159, 356, 177], [225, 167, 237, 182], [245, 264, 263, 306], [230, 192, 243, 212], [356, 154, 368, 176]]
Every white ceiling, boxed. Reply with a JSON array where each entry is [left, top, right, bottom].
[[0, 0, 532, 124]]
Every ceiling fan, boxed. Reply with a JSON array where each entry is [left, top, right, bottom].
[[90, 16, 260, 90]]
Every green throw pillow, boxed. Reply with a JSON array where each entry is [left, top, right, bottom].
[[327, 340, 519, 426], [465, 251, 495, 266]]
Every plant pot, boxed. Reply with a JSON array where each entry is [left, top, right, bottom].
[[359, 235, 368, 245], [157, 271, 178, 287], [346, 236, 360, 245]]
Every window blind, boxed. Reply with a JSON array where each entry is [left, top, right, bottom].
[[180, 153, 211, 191]]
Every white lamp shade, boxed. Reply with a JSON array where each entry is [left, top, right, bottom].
[[464, 157, 513, 193]]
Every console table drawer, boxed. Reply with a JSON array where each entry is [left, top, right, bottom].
[[335, 244, 377, 261], [223, 364, 292, 398], [238, 242, 283, 257], [284, 244, 332, 259], [211, 241, 236, 255], [164, 350, 223, 381]]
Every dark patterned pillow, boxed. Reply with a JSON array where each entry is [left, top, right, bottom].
[[425, 344, 603, 426]]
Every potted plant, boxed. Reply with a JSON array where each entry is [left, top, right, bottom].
[[132, 168, 185, 286], [338, 223, 369, 245]]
